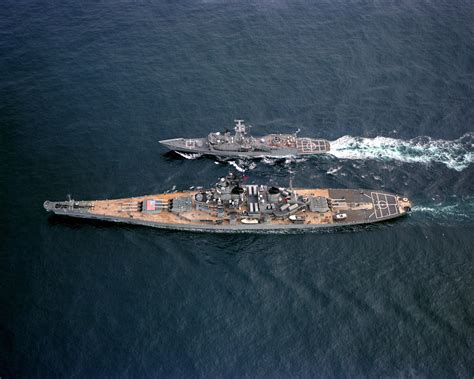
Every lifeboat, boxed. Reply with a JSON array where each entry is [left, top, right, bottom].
[[241, 218, 259, 224]]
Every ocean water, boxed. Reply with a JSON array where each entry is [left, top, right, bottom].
[[1, 0, 473, 377]]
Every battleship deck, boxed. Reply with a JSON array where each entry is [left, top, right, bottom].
[[44, 188, 411, 233]]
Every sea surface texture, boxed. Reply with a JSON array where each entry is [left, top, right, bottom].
[[1, 0, 474, 377]]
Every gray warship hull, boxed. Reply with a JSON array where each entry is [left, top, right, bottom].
[[159, 120, 330, 158], [160, 138, 330, 158], [44, 210, 408, 233], [44, 186, 412, 234]]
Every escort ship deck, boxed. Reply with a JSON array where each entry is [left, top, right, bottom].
[[159, 120, 330, 158], [44, 174, 412, 233]]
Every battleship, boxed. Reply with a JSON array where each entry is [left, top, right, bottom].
[[159, 120, 330, 158], [44, 173, 412, 233]]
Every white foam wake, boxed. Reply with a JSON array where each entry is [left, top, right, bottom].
[[228, 160, 246, 172], [330, 133, 473, 171], [412, 201, 474, 221], [326, 166, 342, 175], [176, 151, 202, 160]]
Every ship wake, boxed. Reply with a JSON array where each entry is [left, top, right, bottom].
[[411, 199, 474, 222], [330, 133, 473, 171], [176, 151, 203, 160]]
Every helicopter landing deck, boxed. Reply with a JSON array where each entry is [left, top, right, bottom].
[[296, 138, 330, 154], [370, 192, 400, 219]]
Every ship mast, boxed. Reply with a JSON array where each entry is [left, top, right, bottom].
[[234, 119, 248, 143]]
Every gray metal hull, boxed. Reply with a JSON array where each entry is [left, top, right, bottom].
[[177, 148, 301, 158], [160, 138, 330, 158], [46, 207, 408, 234]]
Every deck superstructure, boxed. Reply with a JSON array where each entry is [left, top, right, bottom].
[[44, 174, 411, 233], [159, 120, 330, 158]]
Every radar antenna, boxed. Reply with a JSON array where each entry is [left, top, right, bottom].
[[234, 119, 247, 134]]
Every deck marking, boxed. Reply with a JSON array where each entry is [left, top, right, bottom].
[[297, 138, 328, 154], [371, 192, 399, 219], [378, 200, 388, 209]]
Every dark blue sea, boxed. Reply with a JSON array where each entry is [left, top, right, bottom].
[[1, 1, 473, 377]]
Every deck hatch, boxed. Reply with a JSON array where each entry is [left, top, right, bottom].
[[170, 196, 193, 213], [309, 196, 329, 213]]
